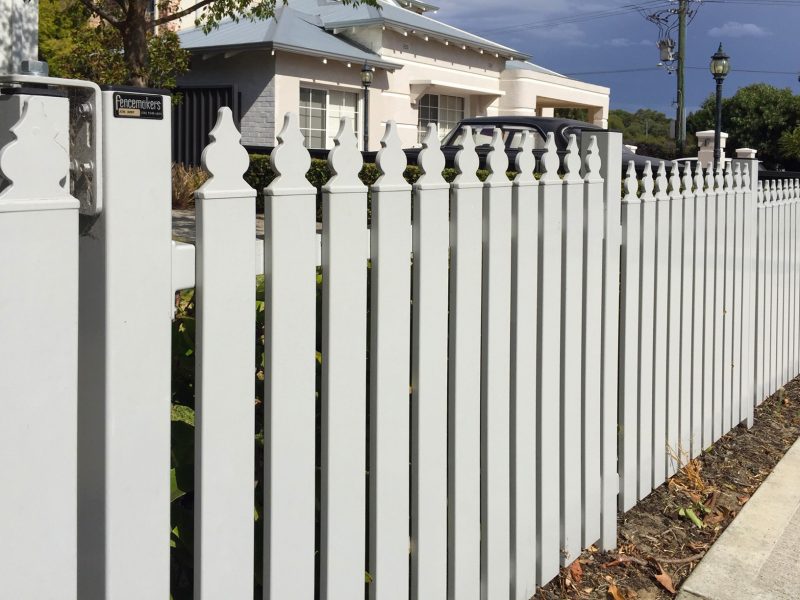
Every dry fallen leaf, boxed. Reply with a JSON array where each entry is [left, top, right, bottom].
[[737, 495, 751, 505], [608, 583, 626, 600], [569, 560, 584, 584], [654, 568, 677, 594]]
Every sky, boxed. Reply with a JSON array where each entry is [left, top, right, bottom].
[[429, 0, 800, 117]]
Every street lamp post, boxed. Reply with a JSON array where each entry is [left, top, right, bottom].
[[709, 43, 730, 171], [361, 62, 373, 151]]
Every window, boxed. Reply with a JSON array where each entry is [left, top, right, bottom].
[[417, 93, 464, 142], [299, 87, 359, 149]]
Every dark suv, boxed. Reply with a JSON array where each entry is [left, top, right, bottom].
[[365, 115, 666, 174]]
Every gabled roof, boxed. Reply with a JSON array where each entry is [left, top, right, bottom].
[[179, 1, 527, 64], [178, 5, 402, 71], [316, 0, 527, 60], [505, 60, 565, 78]]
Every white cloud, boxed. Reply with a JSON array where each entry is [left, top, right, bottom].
[[606, 38, 653, 48], [708, 22, 771, 38]]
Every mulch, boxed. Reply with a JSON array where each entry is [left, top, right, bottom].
[[537, 376, 800, 600]]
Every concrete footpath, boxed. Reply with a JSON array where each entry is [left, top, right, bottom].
[[678, 436, 800, 600]]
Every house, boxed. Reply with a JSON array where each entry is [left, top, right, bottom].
[[174, 0, 610, 160]]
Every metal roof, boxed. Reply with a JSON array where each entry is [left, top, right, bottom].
[[505, 60, 566, 78], [180, 1, 527, 63], [316, 1, 527, 59], [178, 5, 402, 71]]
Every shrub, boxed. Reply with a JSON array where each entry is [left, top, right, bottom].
[[172, 163, 209, 210]]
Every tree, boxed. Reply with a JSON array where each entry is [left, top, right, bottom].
[[71, 0, 378, 87], [607, 108, 679, 160], [39, 0, 189, 89], [687, 83, 800, 170]]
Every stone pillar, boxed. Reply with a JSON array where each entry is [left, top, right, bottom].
[[736, 147, 757, 159], [696, 129, 728, 168]]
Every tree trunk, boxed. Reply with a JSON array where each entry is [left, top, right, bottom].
[[121, 0, 149, 87]]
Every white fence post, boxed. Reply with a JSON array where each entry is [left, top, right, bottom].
[[192, 108, 256, 599], [0, 95, 78, 599], [448, 127, 483, 600], [264, 113, 318, 600], [722, 165, 736, 432], [702, 166, 717, 447], [411, 124, 449, 599], [77, 87, 173, 599], [510, 131, 537, 600], [690, 163, 707, 456], [711, 166, 726, 442], [679, 165, 695, 458], [320, 117, 368, 600], [666, 163, 683, 472], [368, 121, 412, 600]]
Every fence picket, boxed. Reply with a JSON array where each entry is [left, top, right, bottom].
[[481, 129, 513, 596], [320, 117, 368, 600], [653, 163, 671, 485], [194, 108, 256, 599], [680, 164, 695, 459], [0, 96, 79, 599], [411, 125, 450, 599], [637, 163, 656, 498], [368, 122, 413, 600], [511, 131, 538, 600], [581, 136, 604, 548], [537, 134, 564, 582], [619, 162, 641, 510], [560, 135, 585, 557], [732, 165, 744, 426], [263, 114, 318, 600], [756, 182, 766, 404], [667, 163, 684, 471], [741, 163, 758, 426], [448, 127, 483, 600], [712, 167, 726, 441], [703, 167, 717, 446], [691, 163, 707, 456]]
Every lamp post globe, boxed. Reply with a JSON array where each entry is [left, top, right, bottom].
[[361, 62, 373, 151], [710, 44, 730, 171]]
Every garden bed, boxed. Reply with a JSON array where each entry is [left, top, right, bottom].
[[537, 377, 800, 599]]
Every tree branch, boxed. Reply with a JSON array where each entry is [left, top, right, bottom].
[[152, 0, 217, 26], [76, 0, 123, 27]]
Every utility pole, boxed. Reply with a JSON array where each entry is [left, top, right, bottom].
[[676, 0, 687, 156]]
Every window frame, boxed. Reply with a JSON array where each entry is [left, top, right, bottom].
[[298, 85, 362, 150]]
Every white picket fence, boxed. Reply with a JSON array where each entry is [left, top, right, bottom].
[[0, 96, 796, 600]]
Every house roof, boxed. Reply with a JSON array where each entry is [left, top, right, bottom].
[[178, 5, 402, 71], [316, 0, 527, 59], [179, 1, 527, 65], [505, 60, 566, 78]]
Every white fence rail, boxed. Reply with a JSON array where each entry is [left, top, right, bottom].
[[1, 97, 797, 599]]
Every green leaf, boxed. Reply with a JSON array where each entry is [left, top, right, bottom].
[[170, 468, 186, 502], [678, 507, 705, 528]]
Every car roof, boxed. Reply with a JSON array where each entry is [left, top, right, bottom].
[[455, 116, 605, 130]]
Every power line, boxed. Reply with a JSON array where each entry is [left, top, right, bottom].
[[474, 1, 670, 36]]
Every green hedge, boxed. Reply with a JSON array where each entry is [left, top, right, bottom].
[[245, 153, 510, 213]]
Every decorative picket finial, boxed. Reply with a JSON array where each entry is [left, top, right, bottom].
[[375, 120, 408, 188], [197, 107, 252, 195], [669, 161, 682, 198], [742, 162, 751, 190], [416, 123, 446, 185], [770, 180, 777, 202], [0, 96, 71, 201], [779, 179, 786, 201], [622, 161, 639, 203], [269, 112, 313, 192], [682, 162, 694, 195], [764, 180, 772, 203], [514, 129, 537, 184], [640, 161, 654, 201], [327, 116, 364, 188], [583, 135, 601, 183], [454, 125, 480, 185], [485, 128, 510, 183], [757, 180, 764, 204], [694, 160, 705, 192], [705, 164, 715, 192], [563, 134, 581, 183], [733, 163, 742, 190], [715, 162, 724, 191], [540, 132, 559, 183], [723, 161, 734, 191], [654, 161, 669, 200]]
